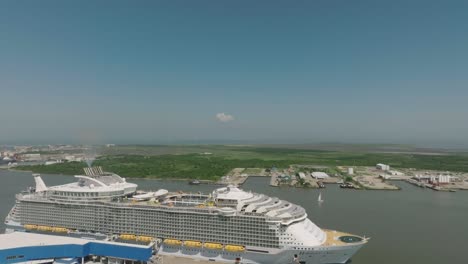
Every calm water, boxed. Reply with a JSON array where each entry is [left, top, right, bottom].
[[1, 170, 467, 264]]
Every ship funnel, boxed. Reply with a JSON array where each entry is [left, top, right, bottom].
[[33, 174, 48, 192]]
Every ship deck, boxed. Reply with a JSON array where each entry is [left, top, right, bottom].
[[322, 229, 365, 247]]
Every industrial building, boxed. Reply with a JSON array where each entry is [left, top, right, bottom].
[[431, 175, 451, 184], [311, 172, 329, 179], [297, 172, 306, 179], [0, 232, 154, 264], [414, 174, 456, 185], [376, 163, 390, 171], [20, 153, 42, 161]]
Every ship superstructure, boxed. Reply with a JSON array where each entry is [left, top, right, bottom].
[[5, 167, 368, 264]]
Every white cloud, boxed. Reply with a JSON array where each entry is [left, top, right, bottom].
[[216, 112, 234, 122]]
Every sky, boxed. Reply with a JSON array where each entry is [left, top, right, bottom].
[[0, 0, 467, 147]]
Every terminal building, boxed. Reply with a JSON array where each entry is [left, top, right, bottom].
[[376, 163, 390, 171], [0, 232, 154, 264]]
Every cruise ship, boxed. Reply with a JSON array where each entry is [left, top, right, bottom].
[[5, 167, 368, 264]]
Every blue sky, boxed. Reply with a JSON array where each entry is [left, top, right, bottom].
[[0, 0, 467, 146]]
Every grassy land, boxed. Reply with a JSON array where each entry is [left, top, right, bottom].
[[13, 145, 468, 180], [14, 154, 294, 180], [242, 168, 264, 175]]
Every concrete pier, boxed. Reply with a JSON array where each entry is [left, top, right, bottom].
[[269, 173, 279, 187]]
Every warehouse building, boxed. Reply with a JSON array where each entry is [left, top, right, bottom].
[[311, 172, 329, 179], [0, 232, 153, 264]]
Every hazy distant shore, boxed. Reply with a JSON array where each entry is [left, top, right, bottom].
[[10, 145, 468, 180]]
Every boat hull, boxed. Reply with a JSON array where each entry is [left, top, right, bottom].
[[160, 242, 365, 264]]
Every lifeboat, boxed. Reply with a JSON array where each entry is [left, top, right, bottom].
[[164, 239, 182, 246], [37, 225, 52, 232], [137, 236, 153, 242], [52, 227, 69, 233], [24, 224, 38, 230], [119, 234, 137, 240], [225, 245, 245, 252], [184, 240, 202, 248], [204, 242, 223, 250]]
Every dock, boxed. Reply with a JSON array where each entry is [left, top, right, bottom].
[[405, 178, 459, 191], [216, 174, 249, 186], [355, 176, 400, 190], [270, 173, 279, 187], [216, 168, 270, 186]]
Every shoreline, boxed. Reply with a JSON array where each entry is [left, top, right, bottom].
[[4, 167, 467, 192]]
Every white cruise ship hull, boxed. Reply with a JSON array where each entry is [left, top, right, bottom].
[[160, 243, 365, 264]]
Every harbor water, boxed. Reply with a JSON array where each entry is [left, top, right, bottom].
[[1, 170, 467, 264]]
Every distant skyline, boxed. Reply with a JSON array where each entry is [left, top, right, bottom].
[[1, 1, 467, 147]]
